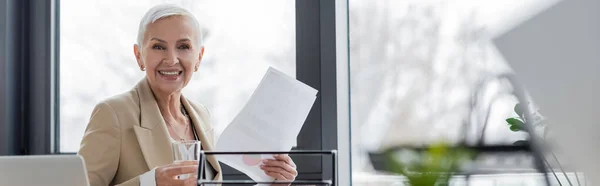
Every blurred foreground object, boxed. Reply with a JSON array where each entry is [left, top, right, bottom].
[[384, 143, 473, 186], [495, 0, 600, 184]]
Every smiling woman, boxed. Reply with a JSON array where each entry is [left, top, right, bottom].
[[76, 4, 298, 186], [133, 14, 203, 98], [4, 0, 343, 184], [58, 0, 296, 152]]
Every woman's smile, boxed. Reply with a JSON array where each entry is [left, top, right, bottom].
[[157, 70, 183, 81]]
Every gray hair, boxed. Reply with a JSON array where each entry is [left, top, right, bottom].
[[136, 4, 203, 47]]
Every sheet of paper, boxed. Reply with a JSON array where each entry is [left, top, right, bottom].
[[215, 67, 318, 182]]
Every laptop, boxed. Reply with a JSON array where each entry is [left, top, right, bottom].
[[0, 155, 90, 186], [494, 0, 600, 184]]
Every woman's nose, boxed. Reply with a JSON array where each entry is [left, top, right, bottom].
[[163, 50, 179, 65]]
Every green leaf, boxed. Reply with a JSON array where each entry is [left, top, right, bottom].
[[513, 140, 528, 146], [505, 118, 518, 125], [384, 150, 406, 175], [506, 118, 524, 126], [514, 103, 524, 118], [510, 125, 521, 131]]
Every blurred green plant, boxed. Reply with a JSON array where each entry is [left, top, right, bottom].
[[506, 102, 548, 145], [506, 103, 526, 132], [506, 103, 579, 185], [384, 143, 474, 186]]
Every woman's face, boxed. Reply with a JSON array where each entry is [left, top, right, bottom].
[[134, 16, 203, 95]]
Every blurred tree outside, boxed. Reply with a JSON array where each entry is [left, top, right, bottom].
[[348, 0, 545, 175]]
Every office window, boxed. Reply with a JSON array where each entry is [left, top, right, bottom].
[[59, 0, 295, 152], [348, 0, 548, 185]]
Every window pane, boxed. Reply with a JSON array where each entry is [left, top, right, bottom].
[[349, 0, 549, 184], [59, 0, 295, 152]]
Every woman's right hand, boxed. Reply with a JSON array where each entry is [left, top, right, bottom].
[[155, 161, 199, 186]]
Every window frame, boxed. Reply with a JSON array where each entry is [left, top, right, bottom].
[[0, 0, 58, 155]]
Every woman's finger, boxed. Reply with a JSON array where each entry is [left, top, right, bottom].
[[183, 175, 198, 186], [174, 160, 199, 166], [167, 175, 197, 186], [273, 154, 295, 167], [262, 159, 297, 175], [260, 166, 294, 179], [163, 165, 198, 177], [161, 161, 198, 169], [265, 171, 288, 180]]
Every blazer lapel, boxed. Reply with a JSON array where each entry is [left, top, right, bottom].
[[181, 97, 222, 177], [133, 78, 174, 170]]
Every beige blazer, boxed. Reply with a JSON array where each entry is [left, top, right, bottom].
[[78, 78, 222, 186]]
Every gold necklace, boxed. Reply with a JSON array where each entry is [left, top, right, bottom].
[[166, 105, 190, 141]]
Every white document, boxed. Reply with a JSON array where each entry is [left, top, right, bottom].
[[215, 67, 318, 182]]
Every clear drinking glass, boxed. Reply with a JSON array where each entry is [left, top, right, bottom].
[[172, 140, 201, 179]]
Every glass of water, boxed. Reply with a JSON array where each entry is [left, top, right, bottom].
[[172, 140, 201, 179]]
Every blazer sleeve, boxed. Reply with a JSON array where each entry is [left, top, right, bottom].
[[78, 102, 122, 186]]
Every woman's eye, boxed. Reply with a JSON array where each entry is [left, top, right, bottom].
[[177, 45, 190, 50], [152, 45, 166, 50]]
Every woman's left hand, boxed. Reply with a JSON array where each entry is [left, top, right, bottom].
[[260, 154, 297, 185]]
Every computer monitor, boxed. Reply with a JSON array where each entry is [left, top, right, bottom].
[[0, 155, 90, 186], [494, 0, 600, 184]]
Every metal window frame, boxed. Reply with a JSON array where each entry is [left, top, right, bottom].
[[0, 0, 20, 155], [294, 1, 351, 184], [0, 0, 57, 155], [334, 0, 351, 185]]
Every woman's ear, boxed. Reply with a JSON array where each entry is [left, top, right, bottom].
[[134, 44, 144, 70], [196, 46, 205, 71], [198, 46, 205, 61]]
